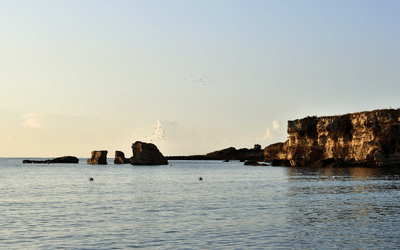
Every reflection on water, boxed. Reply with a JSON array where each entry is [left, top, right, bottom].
[[285, 166, 400, 249], [286, 166, 400, 181]]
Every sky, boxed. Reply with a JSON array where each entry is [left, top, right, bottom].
[[1, 0, 400, 158]]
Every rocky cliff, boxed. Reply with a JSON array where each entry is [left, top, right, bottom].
[[264, 109, 400, 167]]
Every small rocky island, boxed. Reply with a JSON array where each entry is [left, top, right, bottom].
[[23, 156, 79, 164], [264, 108, 400, 167]]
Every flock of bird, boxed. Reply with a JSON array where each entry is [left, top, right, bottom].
[[184, 74, 214, 85], [142, 73, 214, 143], [144, 124, 167, 142]]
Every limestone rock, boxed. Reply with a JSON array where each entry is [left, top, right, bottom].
[[114, 150, 131, 164], [87, 150, 108, 165], [264, 109, 400, 167], [131, 141, 168, 165]]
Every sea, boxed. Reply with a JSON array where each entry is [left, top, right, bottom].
[[1, 158, 400, 249]]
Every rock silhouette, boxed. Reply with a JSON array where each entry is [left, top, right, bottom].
[[131, 141, 168, 165]]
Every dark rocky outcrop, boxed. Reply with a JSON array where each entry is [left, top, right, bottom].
[[87, 150, 108, 165], [114, 150, 131, 164], [270, 159, 292, 167], [244, 161, 268, 166], [23, 156, 79, 164], [131, 141, 168, 165], [205, 145, 264, 161], [167, 144, 264, 161], [264, 109, 400, 167]]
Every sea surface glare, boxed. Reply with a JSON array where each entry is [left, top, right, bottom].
[[1, 158, 400, 249]]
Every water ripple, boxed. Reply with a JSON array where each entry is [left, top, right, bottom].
[[1, 159, 400, 249]]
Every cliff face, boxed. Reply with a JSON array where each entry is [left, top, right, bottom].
[[265, 109, 400, 167]]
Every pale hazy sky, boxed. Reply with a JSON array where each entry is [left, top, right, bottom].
[[1, 0, 399, 157]]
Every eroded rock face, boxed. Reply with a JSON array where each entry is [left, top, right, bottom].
[[87, 150, 108, 165], [264, 109, 400, 167], [114, 150, 131, 164], [131, 141, 168, 165]]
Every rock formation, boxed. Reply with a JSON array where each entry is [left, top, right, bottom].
[[23, 156, 79, 164], [244, 160, 268, 166], [87, 150, 108, 165], [167, 144, 264, 161], [264, 109, 400, 167], [114, 150, 131, 164], [205, 146, 264, 161], [131, 141, 168, 165]]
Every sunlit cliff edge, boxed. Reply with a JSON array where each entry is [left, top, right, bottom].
[[264, 109, 400, 167]]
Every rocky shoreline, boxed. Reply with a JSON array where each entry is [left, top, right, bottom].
[[22, 109, 400, 168]]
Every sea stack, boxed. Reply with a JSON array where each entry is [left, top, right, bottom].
[[114, 150, 131, 164], [87, 150, 108, 165], [131, 141, 168, 165]]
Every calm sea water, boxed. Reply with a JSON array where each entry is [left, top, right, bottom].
[[1, 158, 400, 249]]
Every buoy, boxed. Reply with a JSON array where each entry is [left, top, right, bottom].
[[198, 177, 203, 181], [89, 177, 94, 181]]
